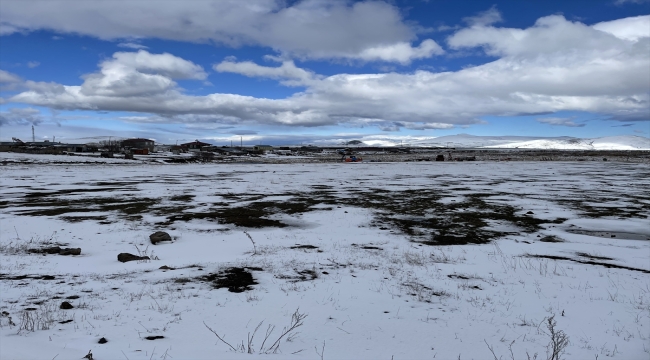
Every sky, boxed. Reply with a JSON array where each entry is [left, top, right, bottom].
[[0, 0, 649, 146]]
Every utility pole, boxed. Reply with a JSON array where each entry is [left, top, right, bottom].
[[32, 125, 35, 142], [240, 136, 242, 148]]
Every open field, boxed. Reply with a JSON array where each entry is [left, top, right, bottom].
[[1, 158, 649, 359]]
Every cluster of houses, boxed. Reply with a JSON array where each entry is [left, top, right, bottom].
[[1, 136, 429, 157], [0, 137, 283, 155], [0, 137, 156, 155]]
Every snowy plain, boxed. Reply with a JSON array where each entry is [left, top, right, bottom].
[[0, 156, 649, 360]]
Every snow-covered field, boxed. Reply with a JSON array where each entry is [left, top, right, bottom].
[[0, 159, 649, 360]]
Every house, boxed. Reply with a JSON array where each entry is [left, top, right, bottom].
[[212, 147, 245, 155], [253, 145, 273, 152], [299, 146, 322, 153], [181, 140, 211, 152], [122, 138, 155, 152]]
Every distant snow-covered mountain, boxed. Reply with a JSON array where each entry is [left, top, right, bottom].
[[408, 134, 650, 150]]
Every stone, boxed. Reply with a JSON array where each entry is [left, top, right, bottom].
[[60, 301, 74, 309], [98, 337, 108, 344], [117, 253, 150, 263], [150, 231, 172, 245], [59, 248, 81, 256]]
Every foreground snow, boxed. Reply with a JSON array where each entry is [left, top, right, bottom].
[[0, 161, 648, 359]]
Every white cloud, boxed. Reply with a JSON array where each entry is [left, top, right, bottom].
[[7, 14, 650, 129], [0, 69, 23, 91], [536, 117, 585, 127], [356, 39, 444, 64], [73, 50, 207, 98], [462, 6, 503, 27], [110, 50, 207, 80], [0, 69, 22, 84], [214, 60, 315, 82], [593, 15, 650, 41], [0, 0, 439, 63], [0, 107, 43, 126], [27, 61, 40, 68], [117, 42, 148, 50]]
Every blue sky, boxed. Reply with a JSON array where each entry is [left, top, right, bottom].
[[0, 0, 648, 146]]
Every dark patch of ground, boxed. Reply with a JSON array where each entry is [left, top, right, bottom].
[[525, 254, 649, 274], [565, 229, 650, 241], [352, 244, 383, 250], [275, 269, 319, 282], [169, 194, 195, 202], [576, 252, 614, 261], [23, 187, 128, 198], [447, 274, 470, 280], [145, 336, 165, 340], [539, 235, 564, 243], [0, 274, 57, 281], [10, 196, 159, 221], [290, 244, 319, 250], [197, 267, 259, 293], [160, 197, 329, 227]]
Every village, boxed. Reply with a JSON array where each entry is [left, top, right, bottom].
[[2, 135, 649, 165], [0, 136, 461, 161]]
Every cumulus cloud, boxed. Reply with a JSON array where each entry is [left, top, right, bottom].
[[0, 69, 22, 84], [0, 107, 44, 126], [73, 50, 207, 98], [0, 0, 441, 63], [462, 6, 503, 27], [536, 117, 585, 127], [593, 15, 650, 41], [117, 42, 148, 50], [8, 14, 650, 129], [0, 69, 23, 90], [356, 39, 444, 64], [214, 60, 315, 82]]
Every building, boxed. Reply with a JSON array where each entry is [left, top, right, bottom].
[[253, 145, 273, 152], [122, 138, 155, 152], [54, 143, 90, 152], [181, 140, 211, 152]]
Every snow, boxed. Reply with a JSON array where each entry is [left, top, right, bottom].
[[409, 134, 650, 150], [0, 157, 649, 359]]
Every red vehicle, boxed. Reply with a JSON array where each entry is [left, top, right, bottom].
[[344, 155, 362, 162]]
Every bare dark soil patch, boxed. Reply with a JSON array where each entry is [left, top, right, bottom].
[[352, 244, 383, 250], [290, 245, 319, 250], [12, 196, 159, 221], [276, 269, 319, 282], [23, 187, 128, 198], [576, 252, 614, 261], [525, 254, 649, 274], [539, 235, 564, 243], [0, 274, 57, 281], [145, 336, 165, 340], [198, 267, 259, 293], [447, 274, 470, 280], [345, 189, 566, 245], [565, 229, 650, 241], [60, 215, 108, 223], [160, 197, 330, 228]]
